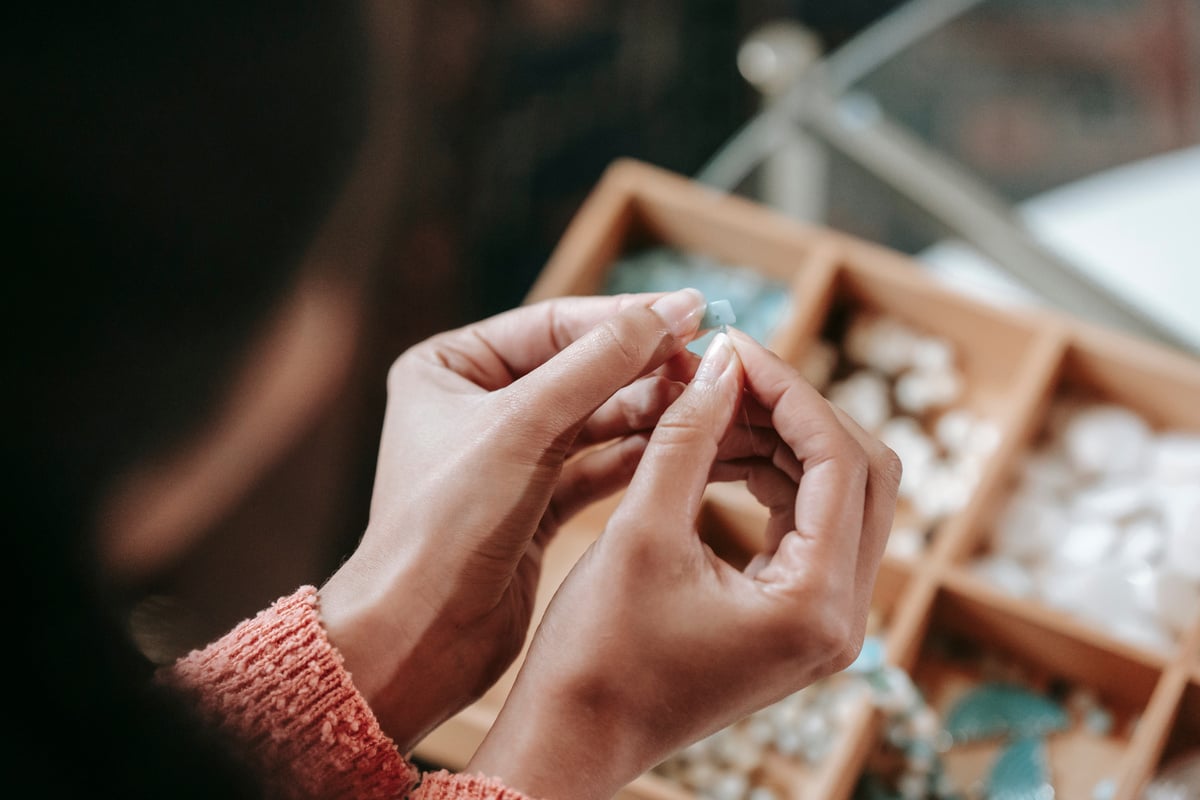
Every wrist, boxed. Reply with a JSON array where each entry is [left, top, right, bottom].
[[318, 555, 444, 752], [468, 670, 649, 800]]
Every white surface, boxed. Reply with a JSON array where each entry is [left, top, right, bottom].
[[918, 145, 1200, 350]]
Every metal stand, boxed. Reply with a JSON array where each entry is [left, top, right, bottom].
[[699, 0, 1196, 355]]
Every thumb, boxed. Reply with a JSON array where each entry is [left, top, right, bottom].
[[506, 289, 706, 441], [618, 332, 744, 531]]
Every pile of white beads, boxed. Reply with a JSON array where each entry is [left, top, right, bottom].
[[653, 639, 954, 800], [653, 675, 867, 800], [802, 313, 1001, 558], [972, 399, 1200, 651]]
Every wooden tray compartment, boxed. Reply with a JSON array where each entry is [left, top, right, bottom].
[[899, 583, 1161, 799], [944, 332, 1200, 662], [795, 260, 1051, 562], [526, 160, 846, 361], [808, 261, 1047, 427]]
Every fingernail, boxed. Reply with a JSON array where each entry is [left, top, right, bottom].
[[694, 332, 733, 384], [650, 288, 706, 340]]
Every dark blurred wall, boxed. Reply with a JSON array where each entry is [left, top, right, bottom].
[[371, 0, 906, 333]]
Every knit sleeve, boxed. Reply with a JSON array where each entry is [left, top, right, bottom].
[[160, 586, 418, 800], [413, 770, 540, 800]]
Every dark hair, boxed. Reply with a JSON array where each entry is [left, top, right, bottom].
[[5, 4, 369, 794]]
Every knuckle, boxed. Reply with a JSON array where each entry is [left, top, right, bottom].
[[605, 510, 663, 566], [597, 316, 649, 373], [385, 352, 416, 394], [494, 387, 564, 444], [600, 309, 674, 373], [651, 416, 711, 450], [807, 427, 870, 481], [649, 374, 681, 404], [839, 434, 871, 480], [827, 636, 864, 674], [789, 600, 853, 663], [813, 614, 853, 660], [873, 444, 904, 493], [623, 376, 671, 427]]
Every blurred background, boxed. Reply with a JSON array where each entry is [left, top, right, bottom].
[[134, 0, 1200, 671]]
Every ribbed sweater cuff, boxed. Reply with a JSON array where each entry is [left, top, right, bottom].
[[162, 586, 417, 800], [415, 770, 540, 800]]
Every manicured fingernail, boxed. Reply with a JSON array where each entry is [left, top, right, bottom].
[[650, 288, 706, 340], [694, 331, 733, 384]]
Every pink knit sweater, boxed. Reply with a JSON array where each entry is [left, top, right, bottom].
[[163, 586, 535, 800]]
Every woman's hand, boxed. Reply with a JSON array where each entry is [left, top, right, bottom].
[[317, 289, 708, 753], [467, 330, 902, 800]]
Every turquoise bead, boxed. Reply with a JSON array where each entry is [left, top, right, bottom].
[[986, 737, 1054, 800], [944, 683, 1069, 744]]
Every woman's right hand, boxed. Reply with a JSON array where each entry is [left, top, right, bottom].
[[466, 329, 901, 800]]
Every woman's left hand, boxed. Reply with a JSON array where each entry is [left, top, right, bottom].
[[318, 289, 708, 752]]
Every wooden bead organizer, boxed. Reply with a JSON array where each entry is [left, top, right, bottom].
[[414, 159, 1200, 800]]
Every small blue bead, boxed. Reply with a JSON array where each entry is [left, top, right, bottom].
[[701, 299, 736, 330], [846, 636, 886, 674]]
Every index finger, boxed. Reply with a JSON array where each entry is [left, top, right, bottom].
[[429, 292, 672, 388], [727, 329, 869, 577]]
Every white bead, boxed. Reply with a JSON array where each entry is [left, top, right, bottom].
[[1159, 487, 1200, 580], [1117, 517, 1165, 565], [1035, 563, 1100, 616], [831, 685, 868, 724], [1109, 614, 1175, 653], [910, 336, 955, 372], [965, 419, 1003, 458], [1067, 687, 1101, 715], [909, 707, 941, 740], [1062, 404, 1151, 476], [717, 734, 762, 773], [880, 417, 937, 496], [1151, 432, 1200, 484], [742, 716, 776, 746], [912, 462, 972, 522], [708, 771, 748, 800], [879, 414, 925, 442], [767, 699, 798, 731], [844, 315, 919, 376], [873, 670, 918, 714], [898, 772, 928, 799], [1129, 566, 1200, 635], [799, 340, 838, 393], [774, 728, 803, 757], [747, 788, 779, 800], [1046, 564, 1139, 628], [993, 494, 1064, 562], [894, 368, 962, 415], [1053, 519, 1120, 568], [950, 452, 987, 491], [1071, 479, 1152, 522], [683, 760, 718, 789], [933, 408, 975, 454], [828, 370, 891, 433], [797, 710, 830, 742], [1093, 778, 1118, 800]]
